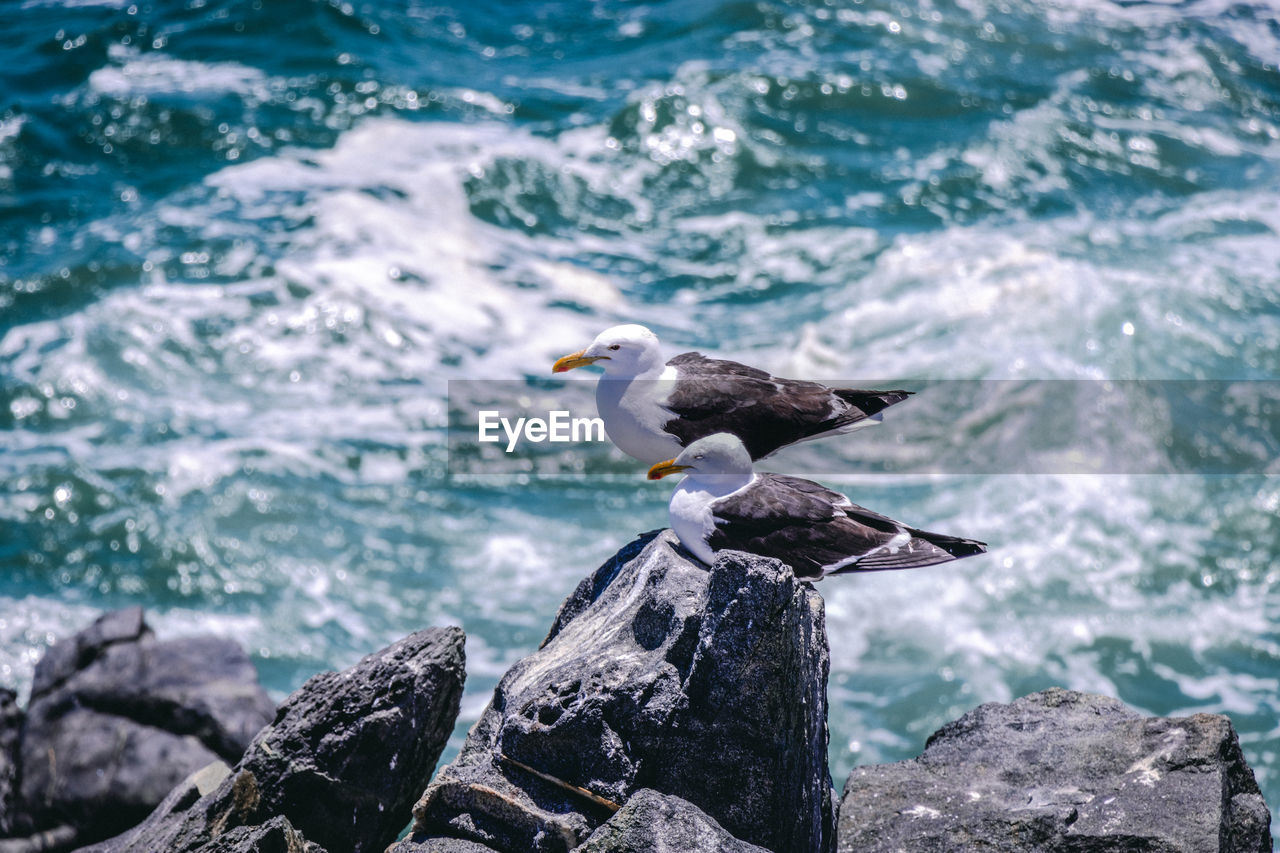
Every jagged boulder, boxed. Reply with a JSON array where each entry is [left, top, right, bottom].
[[78, 625, 466, 853], [179, 814, 320, 853], [394, 530, 835, 853], [838, 688, 1273, 852], [574, 789, 771, 853], [15, 607, 275, 845], [389, 841, 498, 853]]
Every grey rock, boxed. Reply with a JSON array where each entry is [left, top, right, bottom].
[[838, 687, 1273, 853], [0, 688, 22, 836], [541, 533, 654, 644], [397, 531, 835, 853], [389, 840, 500, 853], [224, 625, 465, 852], [78, 626, 466, 853], [17, 608, 275, 844], [82, 806, 325, 853], [572, 789, 771, 853], [28, 609, 146, 700], [0, 826, 78, 853], [73, 762, 233, 853], [23, 706, 222, 837], [187, 816, 321, 853]]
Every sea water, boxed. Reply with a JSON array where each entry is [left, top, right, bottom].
[[1, 0, 1278, 834]]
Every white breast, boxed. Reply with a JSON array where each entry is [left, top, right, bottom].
[[596, 367, 682, 463], [668, 484, 719, 564], [668, 472, 756, 566]]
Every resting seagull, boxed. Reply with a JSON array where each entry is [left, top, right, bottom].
[[553, 324, 911, 464], [647, 433, 987, 579]]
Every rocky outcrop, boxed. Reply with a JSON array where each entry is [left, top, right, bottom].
[[574, 789, 772, 853], [186, 815, 318, 853], [838, 687, 1273, 853], [11, 607, 275, 848], [222, 625, 466, 852], [2, 549, 1274, 853], [79, 625, 466, 853], [0, 689, 22, 837], [385, 791, 773, 853], [393, 530, 836, 853]]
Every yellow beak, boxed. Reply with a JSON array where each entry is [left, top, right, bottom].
[[553, 350, 609, 373], [647, 459, 692, 480]]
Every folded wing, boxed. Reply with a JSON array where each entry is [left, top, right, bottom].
[[662, 353, 912, 459], [707, 473, 986, 579]]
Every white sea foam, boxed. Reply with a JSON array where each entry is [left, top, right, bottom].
[[21, 0, 129, 7], [0, 118, 658, 520], [89, 45, 269, 98], [766, 192, 1280, 383], [0, 115, 24, 145], [201, 118, 629, 381]]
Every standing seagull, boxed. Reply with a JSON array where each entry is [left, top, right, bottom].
[[647, 433, 986, 579], [552, 324, 911, 464]]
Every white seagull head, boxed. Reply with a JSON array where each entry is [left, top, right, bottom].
[[553, 324, 664, 377], [647, 432, 754, 483]]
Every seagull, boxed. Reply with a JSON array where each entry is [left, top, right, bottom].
[[552, 324, 911, 464], [647, 433, 987, 579]]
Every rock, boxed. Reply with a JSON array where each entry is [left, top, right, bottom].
[[185, 816, 320, 853], [28, 609, 146, 700], [24, 705, 222, 840], [390, 841, 499, 853], [220, 625, 466, 852], [16, 607, 276, 845], [837, 687, 1274, 853], [0, 826, 78, 853], [79, 625, 466, 853], [72, 761, 234, 853], [0, 689, 22, 836], [396, 530, 835, 853], [573, 789, 771, 853], [83, 807, 324, 853]]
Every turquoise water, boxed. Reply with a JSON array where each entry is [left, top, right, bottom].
[[2, 0, 1279, 834]]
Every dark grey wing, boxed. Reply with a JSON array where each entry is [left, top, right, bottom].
[[668, 351, 772, 380], [832, 387, 913, 421], [706, 474, 887, 579], [709, 473, 844, 527], [662, 353, 912, 459], [708, 474, 986, 579], [826, 503, 987, 574], [765, 474, 858, 509], [844, 517, 993, 571]]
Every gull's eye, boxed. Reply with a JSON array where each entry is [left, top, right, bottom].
[[608, 344, 621, 351], [694, 454, 704, 460]]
